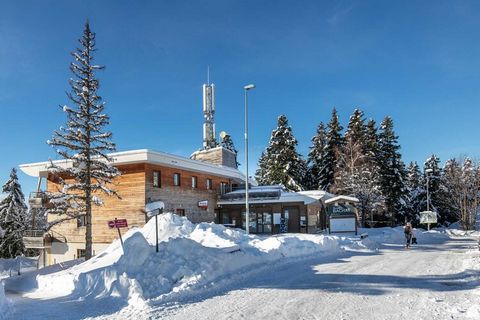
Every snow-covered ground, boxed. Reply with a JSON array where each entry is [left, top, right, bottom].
[[1, 214, 479, 320]]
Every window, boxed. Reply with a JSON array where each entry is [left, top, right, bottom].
[[220, 182, 229, 195], [153, 171, 161, 188], [77, 249, 86, 259], [77, 215, 86, 228], [206, 178, 213, 190], [173, 173, 181, 186], [176, 209, 185, 216], [191, 176, 197, 188]]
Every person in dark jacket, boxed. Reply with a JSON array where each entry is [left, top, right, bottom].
[[404, 222, 413, 248]]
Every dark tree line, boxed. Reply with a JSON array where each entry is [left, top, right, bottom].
[[255, 108, 479, 227]]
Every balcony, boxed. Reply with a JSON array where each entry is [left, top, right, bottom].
[[28, 192, 48, 209], [23, 230, 52, 249]]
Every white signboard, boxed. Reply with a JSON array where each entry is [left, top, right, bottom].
[[420, 211, 437, 224], [330, 217, 356, 233], [273, 213, 281, 224]]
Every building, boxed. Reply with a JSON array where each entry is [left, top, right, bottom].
[[19, 81, 244, 266], [217, 185, 335, 234]]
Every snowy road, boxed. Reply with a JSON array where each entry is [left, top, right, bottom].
[[151, 237, 480, 320], [4, 236, 480, 320]]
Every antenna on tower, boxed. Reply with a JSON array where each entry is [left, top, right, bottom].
[[207, 65, 210, 85]]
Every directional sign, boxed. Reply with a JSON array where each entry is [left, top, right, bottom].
[[420, 211, 437, 224], [107, 218, 128, 229]]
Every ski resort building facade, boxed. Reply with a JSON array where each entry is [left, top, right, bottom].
[[19, 148, 245, 266], [217, 186, 336, 234]]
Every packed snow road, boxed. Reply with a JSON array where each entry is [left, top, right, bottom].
[[152, 237, 480, 320]]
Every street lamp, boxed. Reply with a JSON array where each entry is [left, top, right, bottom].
[[244, 84, 255, 235], [425, 168, 433, 231]]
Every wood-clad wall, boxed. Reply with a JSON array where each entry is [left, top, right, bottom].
[[47, 164, 146, 244], [46, 162, 236, 245]]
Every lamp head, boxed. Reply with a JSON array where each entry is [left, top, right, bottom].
[[244, 84, 256, 90]]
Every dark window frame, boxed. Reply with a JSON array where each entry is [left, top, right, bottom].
[[192, 176, 198, 188], [153, 170, 161, 188], [173, 173, 181, 186], [206, 178, 213, 190]]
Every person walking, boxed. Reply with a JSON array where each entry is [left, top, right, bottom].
[[404, 222, 413, 249]]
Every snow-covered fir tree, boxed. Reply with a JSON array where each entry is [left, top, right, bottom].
[[405, 161, 424, 224], [255, 115, 305, 191], [0, 168, 28, 258], [306, 122, 328, 190], [47, 22, 120, 260], [378, 116, 407, 223], [333, 110, 382, 226], [423, 154, 443, 222], [322, 108, 344, 191]]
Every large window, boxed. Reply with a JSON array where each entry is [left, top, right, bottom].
[[173, 173, 181, 186], [192, 176, 198, 188], [153, 171, 161, 188], [176, 208, 185, 216], [206, 178, 212, 190], [220, 182, 229, 195]]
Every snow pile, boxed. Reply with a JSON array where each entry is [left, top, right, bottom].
[[0, 281, 9, 319], [22, 213, 372, 305], [0, 256, 37, 280]]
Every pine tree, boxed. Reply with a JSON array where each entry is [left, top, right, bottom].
[[405, 161, 424, 224], [0, 168, 28, 258], [333, 109, 383, 226], [323, 108, 344, 191], [378, 116, 407, 224], [255, 115, 305, 191], [306, 122, 328, 190], [47, 22, 120, 260], [423, 155, 443, 223]]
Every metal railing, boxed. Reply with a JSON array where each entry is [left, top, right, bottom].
[[23, 230, 45, 238]]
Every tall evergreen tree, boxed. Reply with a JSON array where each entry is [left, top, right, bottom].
[[306, 122, 328, 190], [334, 109, 382, 226], [405, 161, 424, 224], [423, 154, 443, 222], [47, 22, 120, 260], [323, 108, 344, 191], [378, 116, 407, 224], [255, 115, 305, 191], [0, 168, 28, 258]]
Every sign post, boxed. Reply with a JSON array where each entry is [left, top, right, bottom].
[[147, 208, 164, 253], [107, 218, 128, 249], [420, 211, 437, 231]]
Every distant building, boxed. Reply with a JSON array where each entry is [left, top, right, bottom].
[[217, 185, 336, 234]]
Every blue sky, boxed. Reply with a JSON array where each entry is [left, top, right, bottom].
[[2, 0, 480, 196]]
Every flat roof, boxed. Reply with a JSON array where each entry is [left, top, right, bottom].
[[19, 149, 245, 181]]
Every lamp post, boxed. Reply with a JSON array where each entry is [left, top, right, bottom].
[[244, 84, 255, 235], [425, 168, 433, 231]]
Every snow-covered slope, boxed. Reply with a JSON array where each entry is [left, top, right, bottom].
[[9, 213, 373, 307]]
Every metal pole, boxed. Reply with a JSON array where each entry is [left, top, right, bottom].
[[155, 213, 159, 253], [244, 89, 249, 235], [426, 174, 430, 231]]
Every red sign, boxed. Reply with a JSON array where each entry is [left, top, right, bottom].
[[107, 218, 128, 229]]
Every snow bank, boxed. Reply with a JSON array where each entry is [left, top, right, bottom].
[[0, 256, 37, 280], [0, 281, 9, 319], [22, 213, 372, 306]]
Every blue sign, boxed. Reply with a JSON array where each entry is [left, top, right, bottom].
[[280, 218, 288, 233]]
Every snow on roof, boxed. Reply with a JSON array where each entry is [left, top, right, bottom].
[[18, 149, 245, 181], [324, 195, 359, 204], [297, 190, 335, 200], [218, 186, 325, 205]]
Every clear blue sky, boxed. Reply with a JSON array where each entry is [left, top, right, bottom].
[[2, 0, 480, 196]]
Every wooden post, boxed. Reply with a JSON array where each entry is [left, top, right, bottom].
[[115, 218, 124, 248]]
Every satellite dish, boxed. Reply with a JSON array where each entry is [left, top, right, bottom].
[[219, 131, 227, 139]]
